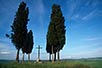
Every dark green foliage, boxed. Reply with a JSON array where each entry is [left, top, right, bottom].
[[11, 1, 29, 50], [21, 30, 33, 61], [51, 4, 66, 51], [6, 2, 29, 62], [26, 30, 34, 54], [46, 22, 57, 54], [46, 4, 66, 61]]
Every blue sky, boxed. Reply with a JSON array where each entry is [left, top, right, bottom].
[[0, 0, 102, 60]]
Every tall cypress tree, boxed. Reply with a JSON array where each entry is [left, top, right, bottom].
[[53, 4, 66, 61], [21, 3, 29, 62], [46, 4, 65, 62], [6, 2, 29, 62]]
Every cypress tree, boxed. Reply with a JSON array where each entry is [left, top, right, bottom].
[[25, 30, 34, 62], [6, 2, 29, 62], [53, 4, 65, 61], [46, 4, 65, 62]]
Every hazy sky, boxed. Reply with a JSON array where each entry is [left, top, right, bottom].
[[0, 0, 102, 60]]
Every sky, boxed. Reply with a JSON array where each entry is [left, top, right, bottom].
[[0, 0, 102, 60]]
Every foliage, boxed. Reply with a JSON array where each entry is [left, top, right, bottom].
[[11, 2, 29, 49], [46, 4, 66, 61], [51, 4, 66, 51], [25, 30, 34, 54], [6, 1, 29, 62], [46, 22, 57, 54]]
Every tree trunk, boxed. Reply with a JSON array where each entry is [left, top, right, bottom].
[[22, 53, 24, 62], [57, 50, 60, 61], [28, 53, 30, 62], [49, 53, 51, 61], [54, 53, 56, 61], [16, 48, 20, 62], [51, 46, 54, 63]]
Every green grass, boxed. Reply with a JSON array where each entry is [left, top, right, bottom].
[[75, 60, 102, 68], [0, 60, 102, 68]]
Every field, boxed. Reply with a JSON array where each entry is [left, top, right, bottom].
[[0, 59, 102, 68]]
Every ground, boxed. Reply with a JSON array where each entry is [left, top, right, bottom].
[[0, 59, 102, 68]]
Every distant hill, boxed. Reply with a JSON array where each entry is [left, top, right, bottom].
[[0, 60, 15, 63], [0, 57, 102, 62], [89, 57, 102, 59], [85, 57, 102, 60], [61, 57, 102, 61]]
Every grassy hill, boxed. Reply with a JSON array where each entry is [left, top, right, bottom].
[[0, 58, 102, 68]]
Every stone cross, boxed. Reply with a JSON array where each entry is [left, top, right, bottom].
[[36, 45, 42, 62]]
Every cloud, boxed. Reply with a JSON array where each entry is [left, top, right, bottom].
[[0, 42, 16, 59], [67, 0, 79, 19], [0, 38, 13, 52], [61, 46, 102, 59], [0, 37, 10, 43], [84, 0, 98, 7], [82, 9, 97, 20], [70, 14, 82, 22], [73, 9, 98, 21], [0, 51, 11, 55], [85, 0, 92, 6], [0, 43, 10, 49], [66, 0, 100, 22], [83, 37, 102, 41], [75, 47, 102, 58]]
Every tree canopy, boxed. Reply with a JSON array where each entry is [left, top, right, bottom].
[[6, 2, 29, 62], [46, 4, 66, 61]]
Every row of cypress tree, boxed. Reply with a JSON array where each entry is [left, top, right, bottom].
[[6, 2, 66, 63]]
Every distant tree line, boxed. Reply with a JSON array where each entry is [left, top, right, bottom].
[[6, 2, 66, 63]]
